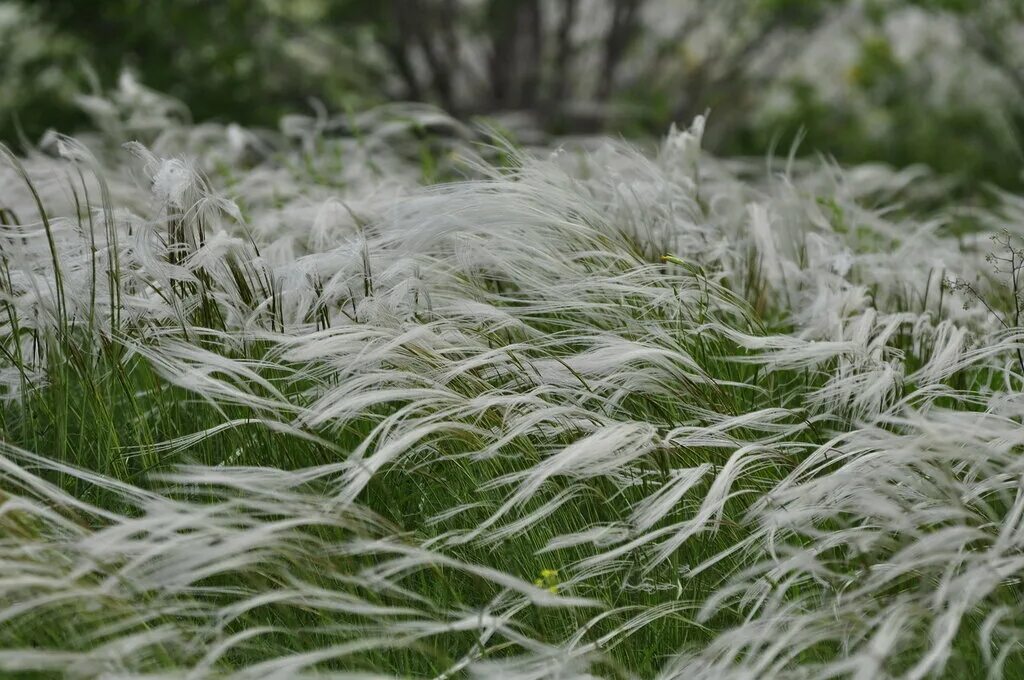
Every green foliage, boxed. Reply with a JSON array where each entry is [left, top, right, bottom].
[[1, 0, 382, 142], [755, 0, 843, 26], [0, 3, 82, 140]]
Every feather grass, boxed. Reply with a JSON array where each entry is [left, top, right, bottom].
[[1, 88, 1023, 678]]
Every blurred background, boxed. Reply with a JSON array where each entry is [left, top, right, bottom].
[[2, 0, 1023, 196]]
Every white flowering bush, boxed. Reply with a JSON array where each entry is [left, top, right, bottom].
[[2, 79, 1024, 679], [751, 0, 1024, 189]]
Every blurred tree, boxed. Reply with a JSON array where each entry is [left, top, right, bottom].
[[3, 0, 1023, 195], [752, 0, 1024, 195], [3, 0, 383, 141], [319, 0, 647, 131], [0, 3, 82, 141]]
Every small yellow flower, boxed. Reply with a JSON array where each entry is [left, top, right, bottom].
[[534, 568, 559, 594]]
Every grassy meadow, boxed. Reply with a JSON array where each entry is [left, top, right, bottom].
[[2, 85, 1024, 678]]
